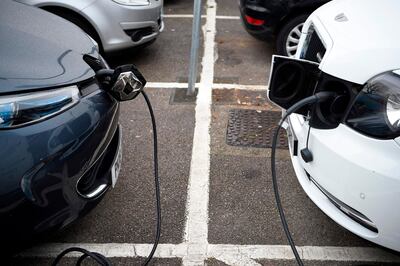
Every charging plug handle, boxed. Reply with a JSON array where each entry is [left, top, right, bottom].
[[280, 91, 336, 124], [95, 65, 147, 102]]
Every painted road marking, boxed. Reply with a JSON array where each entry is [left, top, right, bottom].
[[163, 14, 240, 20], [19, 243, 400, 263], [146, 82, 267, 91], [182, 0, 216, 264]]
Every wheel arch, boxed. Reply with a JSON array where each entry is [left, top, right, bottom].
[[274, 4, 325, 34], [39, 5, 102, 48]]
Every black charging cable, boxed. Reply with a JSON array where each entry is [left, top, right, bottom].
[[271, 91, 335, 266], [52, 90, 161, 266], [141, 90, 161, 266]]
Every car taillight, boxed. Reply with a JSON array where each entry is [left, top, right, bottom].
[[245, 15, 264, 26]]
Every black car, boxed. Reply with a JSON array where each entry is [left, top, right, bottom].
[[239, 0, 329, 57], [0, 0, 143, 251]]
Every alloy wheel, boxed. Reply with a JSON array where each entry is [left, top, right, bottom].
[[285, 23, 304, 57]]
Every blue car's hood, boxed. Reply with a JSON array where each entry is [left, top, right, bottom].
[[0, 1, 98, 94]]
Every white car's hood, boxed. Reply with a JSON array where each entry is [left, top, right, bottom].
[[310, 0, 400, 85]]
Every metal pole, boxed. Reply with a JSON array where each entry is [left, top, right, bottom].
[[187, 0, 202, 95]]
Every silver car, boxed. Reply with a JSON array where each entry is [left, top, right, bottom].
[[16, 0, 164, 52]]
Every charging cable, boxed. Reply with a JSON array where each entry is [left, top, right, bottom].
[[52, 90, 161, 266], [271, 91, 335, 266]]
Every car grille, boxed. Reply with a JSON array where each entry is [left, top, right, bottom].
[[301, 25, 326, 63]]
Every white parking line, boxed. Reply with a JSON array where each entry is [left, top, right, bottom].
[[146, 82, 195, 88], [145, 82, 267, 91], [216, 15, 240, 20], [208, 244, 400, 262], [163, 14, 202, 19], [212, 83, 267, 91], [182, 0, 216, 264], [18, 243, 400, 263], [163, 14, 240, 20]]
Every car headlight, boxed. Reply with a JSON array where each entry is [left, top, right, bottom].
[[346, 71, 400, 139], [0, 86, 80, 129], [112, 0, 150, 6]]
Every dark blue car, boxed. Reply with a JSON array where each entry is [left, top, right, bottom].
[[0, 0, 139, 250]]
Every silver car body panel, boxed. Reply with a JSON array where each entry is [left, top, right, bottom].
[[16, 0, 164, 52]]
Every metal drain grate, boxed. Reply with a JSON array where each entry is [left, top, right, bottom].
[[226, 109, 288, 149]]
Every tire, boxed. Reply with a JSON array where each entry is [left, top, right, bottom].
[[276, 14, 309, 57]]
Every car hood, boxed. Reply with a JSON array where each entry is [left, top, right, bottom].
[[311, 0, 400, 84], [0, 1, 98, 95]]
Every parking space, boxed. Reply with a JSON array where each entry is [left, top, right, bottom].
[[214, 19, 272, 85], [164, 0, 206, 15], [216, 0, 240, 16], [208, 90, 371, 247], [107, 18, 204, 83], [48, 88, 194, 244], [11, 0, 400, 265]]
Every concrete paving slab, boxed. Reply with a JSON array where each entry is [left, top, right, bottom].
[[214, 19, 273, 85], [106, 18, 204, 83], [46, 89, 194, 244]]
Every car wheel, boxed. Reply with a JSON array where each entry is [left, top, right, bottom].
[[276, 14, 309, 57]]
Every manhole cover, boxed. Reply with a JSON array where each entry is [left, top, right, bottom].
[[226, 109, 288, 149]]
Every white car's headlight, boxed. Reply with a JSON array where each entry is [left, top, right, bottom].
[[346, 71, 400, 139], [0, 86, 80, 129], [112, 0, 150, 6]]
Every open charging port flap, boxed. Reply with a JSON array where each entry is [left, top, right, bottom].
[[268, 55, 320, 115]]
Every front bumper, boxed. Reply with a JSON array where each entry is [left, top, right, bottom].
[[82, 0, 164, 52], [0, 86, 121, 245], [287, 114, 400, 252]]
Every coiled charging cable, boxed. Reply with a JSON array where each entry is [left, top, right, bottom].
[[52, 90, 161, 266], [271, 91, 335, 266]]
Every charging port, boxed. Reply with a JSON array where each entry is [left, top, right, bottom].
[[310, 73, 362, 129]]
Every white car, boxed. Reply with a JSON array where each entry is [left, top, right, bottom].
[[268, 0, 400, 252]]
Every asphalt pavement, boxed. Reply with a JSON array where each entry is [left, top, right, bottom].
[[10, 0, 400, 265]]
